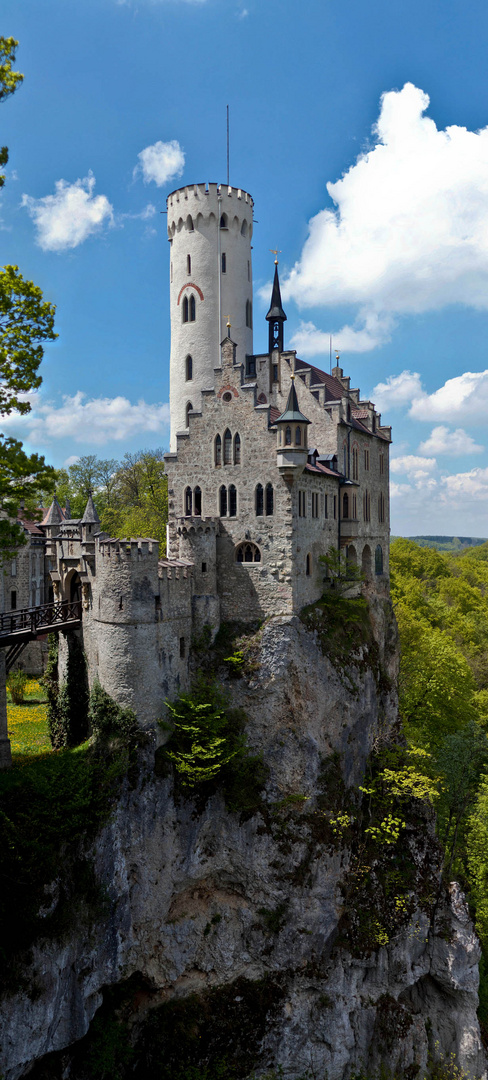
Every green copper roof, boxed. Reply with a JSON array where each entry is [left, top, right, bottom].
[[275, 379, 311, 424]]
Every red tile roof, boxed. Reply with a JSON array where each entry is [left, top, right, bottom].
[[294, 358, 344, 400]]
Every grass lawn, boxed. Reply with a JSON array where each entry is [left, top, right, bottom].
[[7, 678, 51, 758]]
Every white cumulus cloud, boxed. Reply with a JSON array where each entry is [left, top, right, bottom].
[[290, 312, 394, 356], [281, 82, 488, 356], [2, 391, 170, 446], [390, 455, 437, 481], [418, 425, 484, 455], [371, 370, 424, 410], [409, 369, 488, 424], [442, 467, 488, 498], [134, 140, 185, 187], [22, 171, 113, 251]]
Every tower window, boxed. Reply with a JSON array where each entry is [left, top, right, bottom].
[[229, 484, 237, 517], [247, 260, 250, 281], [187, 215, 194, 231], [265, 483, 273, 516], [186, 402, 193, 427], [185, 486, 192, 515], [343, 492, 349, 519], [221, 252, 227, 273], [220, 213, 228, 229], [189, 294, 196, 321], [180, 636, 186, 658], [194, 486, 202, 516], [298, 490, 306, 518], [224, 428, 232, 465], [186, 354, 193, 381], [255, 483, 263, 516], [306, 554, 311, 576], [241, 220, 248, 236], [10, 589, 17, 609], [182, 296, 189, 323], [215, 434, 222, 466], [234, 433, 241, 464], [220, 485, 227, 516], [295, 426, 302, 446], [187, 254, 191, 274], [245, 299, 252, 329], [285, 426, 292, 446], [246, 356, 256, 378], [273, 363, 279, 383]]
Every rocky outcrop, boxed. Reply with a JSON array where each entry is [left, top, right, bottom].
[[0, 603, 486, 1079]]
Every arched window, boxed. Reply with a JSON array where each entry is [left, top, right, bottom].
[[233, 433, 241, 464], [187, 215, 194, 231], [306, 554, 311, 576], [285, 426, 292, 446], [189, 294, 196, 321], [186, 402, 193, 427], [185, 487, 192, 515], [221, 252, 226, 273], [186, 254, 191, 274], [182, 295, 189, 323], [241, 219, 248, 236], [352, 447, 359, 481], [224, 428, 232, 465], [245, 299, 252, 329], [10, 589, 17, 610], [215, 434, 222, 466], [186, 354, 193, 381], [220, 485, 227, 516], [378, 492, 385, 523], [343, 492, 349, 519], [255, 484, 264, 516], [229, 485, 237, 517], [220, 213, 228, 229], [265, 483, 273, 516], [295, 426, 302, 445], [194, 486, 202, 516], [375, 545, 383, 575], [236, 542, 261, 563]]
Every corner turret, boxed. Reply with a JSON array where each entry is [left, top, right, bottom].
[[80, 492, 100, 542], [275, 375, 310, 479]]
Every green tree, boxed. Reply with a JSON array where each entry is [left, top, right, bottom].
[[0, 37, 23, 188], [101, 449, 168, 549], [319, 545, 364, 595], [436, 721, 488, 878], [55, 455, 119, 518]]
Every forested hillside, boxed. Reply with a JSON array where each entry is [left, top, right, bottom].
[[391, 538, 488, 1030]]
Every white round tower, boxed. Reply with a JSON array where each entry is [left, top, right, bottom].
[[167, 182, 254, 449]]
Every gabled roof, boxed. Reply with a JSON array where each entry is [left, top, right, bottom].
[[294, 358, 344, 400]]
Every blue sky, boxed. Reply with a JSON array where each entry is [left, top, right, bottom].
[[2, 0, 488, 535]]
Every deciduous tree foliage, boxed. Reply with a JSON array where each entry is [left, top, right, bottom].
[[0, 37, 23, 188]]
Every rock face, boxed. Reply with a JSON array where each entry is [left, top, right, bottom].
[[0, 603, 486, 1079]]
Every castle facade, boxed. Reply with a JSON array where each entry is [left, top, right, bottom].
[[1, 180, 392, 732]]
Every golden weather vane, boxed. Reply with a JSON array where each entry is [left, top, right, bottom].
[[269, 248, 282, 264]]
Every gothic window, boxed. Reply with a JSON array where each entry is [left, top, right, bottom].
[[224, 428, 232, 465], [265, 483, 274, 516], [299, 490, 306, 518], [182, 296, 189, 323], [233, 433, 241, 464], [333, 495, 337, 519], [229, 484, 237, 517], [241, 220, 248, 236], [10, 589, 17, 610], [221, 252, 227, 273], [324, 494, 328, 519], [194, 486, 202, 516], [363, 491, 370, 521], [379, 453, 385, 476], [215, 434, 222, 466], [311, 493, 319, 518], [220, 485, 227, 517], [352, 447, 359, 481], [352, 494, 357, 518], [185, 487, 192, 515], [186, 402, 193, 427], [236, 542, 261, 563], [220, 213, 228, 229], [187, 215, 194, 231], [189, 294, 196, 321], [285, 426, 292, 446], [364, 448, 370, 471], [375, 544, 383, 575], [186, 254, 191, 274], [255, 483, 264, 516], [306, 554, 311, 576], [295, 426, 302, 446], [343, 492, 349, 519], [186, 354, 193, 381], [343, 445, 347, 475], [378, 492, 385, 523], [245, 299, 252, 329]]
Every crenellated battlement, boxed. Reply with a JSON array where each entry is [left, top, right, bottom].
[[97, 537, 159, 559], [167, 183, 254, 238]]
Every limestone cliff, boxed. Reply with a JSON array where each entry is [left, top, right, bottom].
[[0, 600, 485, 1080]]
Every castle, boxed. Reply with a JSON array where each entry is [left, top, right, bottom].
[[1, 180, 391, 734]]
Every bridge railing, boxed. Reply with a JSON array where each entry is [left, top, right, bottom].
[[0, 600, 82, 639]]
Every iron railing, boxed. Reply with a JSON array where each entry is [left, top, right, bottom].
[[0, 600, 82, 640]]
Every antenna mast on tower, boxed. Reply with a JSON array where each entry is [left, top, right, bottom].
[[226, 105, 230, 187]]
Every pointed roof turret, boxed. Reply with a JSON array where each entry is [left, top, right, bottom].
[[266, 262, 287, 323], [275, 375, 311, 426], [81, 491, 100, 525], [42, 495, 64, 526]]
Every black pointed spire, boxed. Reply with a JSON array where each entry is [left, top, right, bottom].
[[275, 376, 310, 426], [266, 261, 287, 354]]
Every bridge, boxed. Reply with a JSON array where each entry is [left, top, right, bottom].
[[0, 600, 82, 672]]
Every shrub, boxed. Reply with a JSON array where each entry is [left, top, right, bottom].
[[162, 676, 246, 787], [7, 668, 28, 704], [88, 680, 138, 742]]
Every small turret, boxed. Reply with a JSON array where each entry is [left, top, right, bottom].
[[81, 492, 100, 541], [275, 375, 310, 479], [266, 260, 287, 354], [42, 495, 64, 539]]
